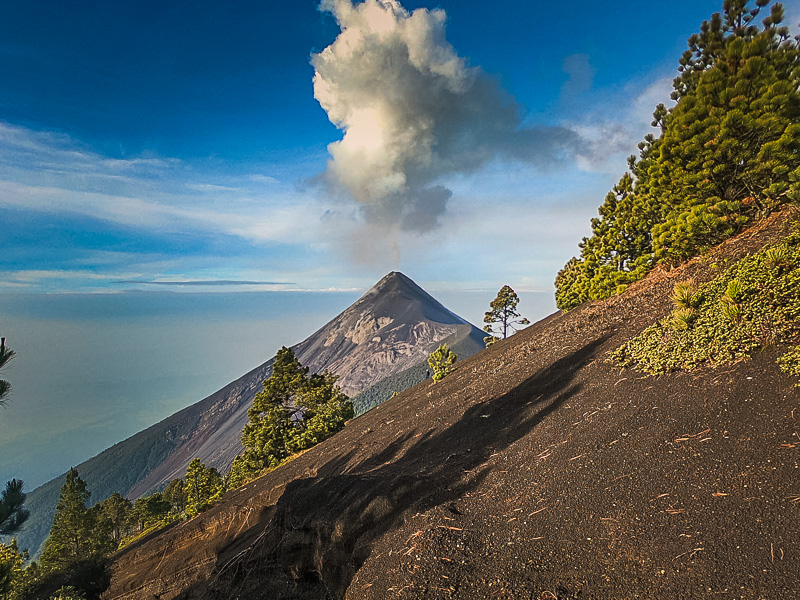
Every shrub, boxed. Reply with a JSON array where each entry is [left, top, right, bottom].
[[764, 245, 790, 270], [722, 279, 744, 304], [427, 344, 457, 382], [670, 308, 696, 331]]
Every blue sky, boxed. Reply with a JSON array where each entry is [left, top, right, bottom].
[[4, 0, 794, 296], [3, 0, 800, 488]]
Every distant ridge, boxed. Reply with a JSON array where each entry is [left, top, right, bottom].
[[16, 272, 485, 556]]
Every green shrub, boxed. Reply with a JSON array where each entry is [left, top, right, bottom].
[[427, 344, 457, 382], [723, 279, 744, 304], [670, 308, 696, 331], [611, 231, 800, 381], [777, 345, 800, 386], [720, 300, 742, 323], [764, 245, 790, 270]]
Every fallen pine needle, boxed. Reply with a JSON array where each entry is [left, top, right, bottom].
[[569, 454, 585, 461], [405, 530, 423, 543], [528, 507, 548, 516], [437, 526, 463, 531], [712, 492, 728, 497], [674, 547, 704, 560]]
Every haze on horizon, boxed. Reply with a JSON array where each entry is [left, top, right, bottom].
[[4, 0, 799, 490]]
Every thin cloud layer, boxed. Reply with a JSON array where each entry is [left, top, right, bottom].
[[0, 122, 337, 292], [0, 122, 316, 245], [313, 0, 579, 233]]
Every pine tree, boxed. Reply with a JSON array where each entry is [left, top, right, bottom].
[[96, 493, 132, 542], [231, 347, 353, 487], [427, 344, 458, 382], [161, 478, 187, 513], [0, 341, 30, 599], [239, 347, 305, 471], [285, 370, 352, 454], [0, 479, 29, 536], [0, 540, 27, 596], [184, 459, 224, 518], [483, 286, 530, 345], [0, 341, 27, 537], [127, 492, 171, 531], [39, 469, 106, 573], [0, 338, 15, 408]]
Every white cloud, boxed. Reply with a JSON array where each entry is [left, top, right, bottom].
[[313, 0, 579, 233], [0, 122, 323, 245]]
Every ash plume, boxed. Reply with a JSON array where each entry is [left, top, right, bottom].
[[312, 0, 579, 233]]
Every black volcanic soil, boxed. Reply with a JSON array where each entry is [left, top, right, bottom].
[[103, 210, 800, 600]]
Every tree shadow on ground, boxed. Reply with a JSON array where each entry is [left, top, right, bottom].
[[197, 333, 611, 599]]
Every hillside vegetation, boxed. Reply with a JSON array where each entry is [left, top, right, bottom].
[[556, 0, 800, 310], [612, 229, 800, 377]]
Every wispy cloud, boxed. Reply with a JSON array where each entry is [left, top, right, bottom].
[[0, 122, 320, 243], [113, 279, 291, 287], [0, 122, 342, 292]]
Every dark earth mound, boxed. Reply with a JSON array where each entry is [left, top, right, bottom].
[[104, 210, 800, 600]]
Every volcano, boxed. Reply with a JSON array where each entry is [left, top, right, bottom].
[[17, 272, 485, 557]]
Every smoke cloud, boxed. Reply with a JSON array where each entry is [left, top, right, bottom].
[[312, 0, 579, 233]]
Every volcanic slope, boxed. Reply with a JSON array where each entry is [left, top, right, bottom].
[[16, 272, 485, 558], [105, 209, 800, 600]]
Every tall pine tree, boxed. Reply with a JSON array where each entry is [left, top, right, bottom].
[[39, 469, 111, 573], [184, 459, 224, 518], [483, 286, 530, 345], [229, 347, 353, 488]]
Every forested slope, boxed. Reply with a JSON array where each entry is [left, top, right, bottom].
[[556, 0, 800, 309]]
